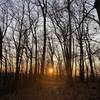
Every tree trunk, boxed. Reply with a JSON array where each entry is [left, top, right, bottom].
[[79, 39, 84, 81], [29, 51, 33, 79], [4, 49, 8, 85], [0, 28, 2, 78], [86, 39, 94, 80], [67, 0, 72, 80], [15, 49, 20, 87], [41, 8, 47, 75], [25, 57, 29, 79], [34, 38, 38, 77]]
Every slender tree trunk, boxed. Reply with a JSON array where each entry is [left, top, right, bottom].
[[15, 49, 20, 86], [0, 28, 2, 79], [41, 8, 47, 75], [79, 39, 84, 81], [34, 38, 38, 76], [85, 25, 95, 80], [85, 40, 94, 80], [25, 57, 29, 79], [93, 58, 98, 77], [51, 55, 54, 68], [67, 0, 72, 80], [29, 51, 33, 79], [4, 49, 8, 85], [75, 45, 77, 78]]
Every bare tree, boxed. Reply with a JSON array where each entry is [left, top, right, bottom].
[[37, 0, 47, 75], [12, 0, 26, 85], [0, 1, 14, 81]]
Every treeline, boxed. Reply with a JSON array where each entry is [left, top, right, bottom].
[[0, 0, 100, 89]]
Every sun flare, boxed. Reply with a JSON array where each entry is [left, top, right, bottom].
[[49, 68, 53, 74]]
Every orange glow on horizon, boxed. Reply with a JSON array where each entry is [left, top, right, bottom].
[[49, 68, 53, 74]]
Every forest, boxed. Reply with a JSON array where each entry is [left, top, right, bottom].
[[0, 0, 100, 100]]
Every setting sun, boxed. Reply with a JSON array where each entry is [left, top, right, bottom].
[[49, 68, 53, 74]]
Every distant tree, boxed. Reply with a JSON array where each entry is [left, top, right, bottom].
[[48, 36, 55, 68]]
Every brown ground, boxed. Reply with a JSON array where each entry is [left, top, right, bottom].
[[0, 79, 100, 100]]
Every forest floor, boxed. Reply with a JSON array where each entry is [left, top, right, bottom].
[[0, 78, 100, 100]]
